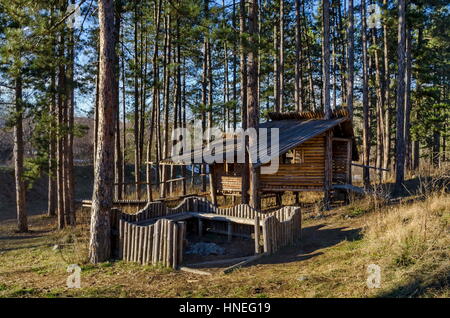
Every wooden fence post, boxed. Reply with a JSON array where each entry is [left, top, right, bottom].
[[178, 221, 186, 266], [254, 214, 261, 254]]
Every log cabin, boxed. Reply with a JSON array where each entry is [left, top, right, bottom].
[[162, 109, 358, 207]]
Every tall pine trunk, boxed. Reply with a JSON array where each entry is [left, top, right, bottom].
[[133, 0, 141, 199], [278, 0, 284, 111], [372, 26, 385, 182], [361, 0, 371, 189], [114, 0, 123, 200], [56, 26, 66, 230], [240, 0, 249, 204], [294, 0, 303, 112], [66, 0, 76, 225], [382, 0, 391, 179], [404, 27, 412, 172], [14, 75, 27, 232], [247, 0, 260, 210], [346, 0, 354, 118], [322, 0, 331, 119], [89, 0, 117, 263], [48, 51, 57, 217], [395, 0, 407, 191]]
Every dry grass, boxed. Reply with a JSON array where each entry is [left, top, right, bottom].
[[0, 188, 448, 298], [361, 193, 450, 297]]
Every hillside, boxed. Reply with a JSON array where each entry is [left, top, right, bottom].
[[0, 192, 448, 298]]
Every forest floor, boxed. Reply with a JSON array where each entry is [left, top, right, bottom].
[[0, 182, 449, 298]]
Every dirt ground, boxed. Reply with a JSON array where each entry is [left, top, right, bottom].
[[0, 168, 448, 298], [2, 192, 447, 298], [0, 206, 364, 297]]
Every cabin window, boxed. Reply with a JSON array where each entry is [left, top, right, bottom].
[[293, 149, 305, 164], [282, 149, 304, 164]]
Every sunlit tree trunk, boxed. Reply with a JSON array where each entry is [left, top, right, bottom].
[[114, 0, 123, 200], [133, 0, 141, 199], [346, 0, 354, 118], [240, 0, 249, 204], [294, 0, 303, 112], [56, 25, 66, 230], [48, 44, 57, 217], [382, 0, 391, 179], [322, 0, 331, 119], [279, 0, 284, 111], [89, 0, 117, 263], [247, 0, 260, 209], [14, 75, 27, 232], [395, 0, 407, 191], [361, 0, 370, 189], [404, 27, 412, 172]]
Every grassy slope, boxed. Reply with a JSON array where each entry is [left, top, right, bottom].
[[0, 194, 448, 298]]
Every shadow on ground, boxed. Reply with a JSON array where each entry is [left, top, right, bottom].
[[378, 273, 450, 298], [257, 224, 362, 266]]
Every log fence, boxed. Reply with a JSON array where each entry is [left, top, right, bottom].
[[110, 196, 301, 270]]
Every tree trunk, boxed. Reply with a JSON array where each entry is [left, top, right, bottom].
[[147, 0, 162, 201], [89, 0, 117, 263], [133, 0, 141, 199], [232, 0, 238, 129], [395, 0, 407, 191], [279, 0, 284, 112], [372, 25, 385, 183], [361, 0, 370, 189], [322, 0, 331, 119], [114, 0, 123, 200], [294, 0, 303, 112], [404, 27, 412, 172], [240, 0, 249, 204], [247, 0, 260, 210], [382, 0, 391, 179], [302, 3, 315, 110], [160, 15, 171, 198], [181, 57, 187, 196], [273, 22, 279, 112], [48, 56, 57, 217], [346, 0, 354, 118], [57, 26, 66, 230], [121, 36, 127, 196], [14, 76, 27, 232], [66, 0, 76, 225]]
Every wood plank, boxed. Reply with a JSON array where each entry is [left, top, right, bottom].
[[333, 184, 365, 194], [223, 253, 267, 274], [179, 267, 212, 276], [351, 162, 390, 172], [185, 256, 251, 267]]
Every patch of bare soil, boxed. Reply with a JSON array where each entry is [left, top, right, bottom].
[[182, 234, 255, 267]]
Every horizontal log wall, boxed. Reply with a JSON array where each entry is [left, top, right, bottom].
[[332, 139, 351, 184], [214, 163, 243, 193], [260, 135, 325, 191]]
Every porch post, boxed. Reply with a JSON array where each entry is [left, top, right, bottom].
[[324, 130, 333, 209]]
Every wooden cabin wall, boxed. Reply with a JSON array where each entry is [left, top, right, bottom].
[[332, 139, 352, 184], [260, 135, 326, 191], [214, 163, 243, 194], [213, 133, 352, 195]]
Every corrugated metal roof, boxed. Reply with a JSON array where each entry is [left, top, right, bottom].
[[162, 117, 354, 167]]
